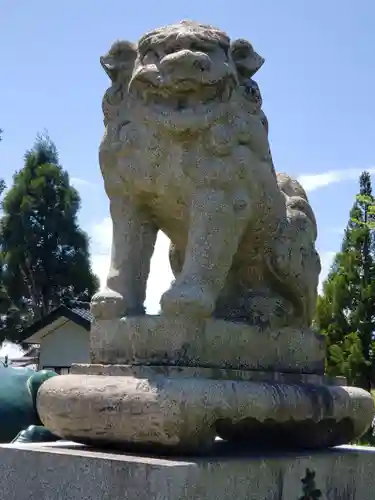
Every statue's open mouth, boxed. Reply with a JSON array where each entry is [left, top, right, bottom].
[[132, 76, 234, 113]]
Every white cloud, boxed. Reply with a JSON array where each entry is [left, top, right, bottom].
[[146, 232, 174, 313], [70, 177, 97, 189], [91, 252, 111, 290], [90, 217, 112, 289], [298, 166, 375, 192], [91, 217, 112, 251], [0, 340, 25, 359], [318, 250, 336, 293], [90, 218, 173, 314]]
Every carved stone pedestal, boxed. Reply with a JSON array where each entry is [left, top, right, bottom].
[[89, 316, 325, 372], [36, 317, 374, 454]]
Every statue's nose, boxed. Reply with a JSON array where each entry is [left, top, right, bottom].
[[160, 50, 211, 74]]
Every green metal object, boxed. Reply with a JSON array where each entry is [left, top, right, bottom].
[[0, 366, 58, 443], [11, 425, 58, 444]]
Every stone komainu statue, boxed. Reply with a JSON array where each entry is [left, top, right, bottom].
[[35, 20, 373, 458], [92, 20, 321, 329]]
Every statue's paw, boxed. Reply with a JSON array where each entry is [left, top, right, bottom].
[[91, 289, 125, 320], [160, 283, 215, 318]]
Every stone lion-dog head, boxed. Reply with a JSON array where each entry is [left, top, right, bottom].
[[100, 20, 264, 131]]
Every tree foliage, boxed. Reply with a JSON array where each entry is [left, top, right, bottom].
[[0, 134, 99, 342], [315, 171, 375, 389], [0, 130, 8, 317], [0, 128, 4, 196]]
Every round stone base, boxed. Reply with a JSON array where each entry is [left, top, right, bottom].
[[37, 366, 374, 454]]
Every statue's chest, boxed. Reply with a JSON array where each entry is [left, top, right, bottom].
[[115, 126, 189, 192]]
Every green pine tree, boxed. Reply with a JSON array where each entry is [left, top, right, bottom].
[[0, 132, 8, 316], [0, 134, 99, 341], [315, 171, 375, 389]]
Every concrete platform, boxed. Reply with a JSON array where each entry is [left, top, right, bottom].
[[0, 442, 374, 499]]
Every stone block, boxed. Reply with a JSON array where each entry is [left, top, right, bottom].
[[90, 316, 325, 373], [0, 442, 375, 499]]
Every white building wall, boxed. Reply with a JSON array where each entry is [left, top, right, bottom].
[[39, 320, 90, 371]]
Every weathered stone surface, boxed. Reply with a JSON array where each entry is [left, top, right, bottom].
[[36, 20, 375, 457], [91, 20, 320, 327], [1, 442, 375, 500], [72, 363, 346, 385], [90, 316, 325, 373], [37, 368, 374, 453]]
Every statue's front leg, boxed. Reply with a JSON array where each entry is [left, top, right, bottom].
[[161, 187, 251, 318], [91, 194, 157, 319]]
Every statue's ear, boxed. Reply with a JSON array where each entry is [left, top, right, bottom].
[[100, 40, 137, 82], [230, 39, 265, 80]]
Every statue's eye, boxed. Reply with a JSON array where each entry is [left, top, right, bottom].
[[232, 47, 247, 60], [190, 42, 210, 53], [142, 49, 158, 62], [164, 46, 181, 55]]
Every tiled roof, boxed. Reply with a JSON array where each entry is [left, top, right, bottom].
[[20, 302, 94, 343], [70, 306, 94, 323]]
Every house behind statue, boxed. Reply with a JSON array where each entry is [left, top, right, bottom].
[[19, 303, 92, 373]]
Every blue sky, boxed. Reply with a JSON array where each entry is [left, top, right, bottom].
[[1, 0, 374, 313]]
